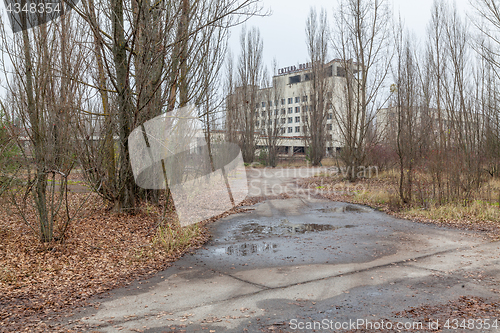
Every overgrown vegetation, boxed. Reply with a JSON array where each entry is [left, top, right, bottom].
[[153, 222, 201, 253]]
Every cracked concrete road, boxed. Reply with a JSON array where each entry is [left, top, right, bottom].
[[65, 168, 500, 332]]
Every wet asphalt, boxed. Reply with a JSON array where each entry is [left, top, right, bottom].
[[64, 168, 500, 333]]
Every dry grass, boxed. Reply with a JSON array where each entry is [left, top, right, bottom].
[[405, 199, 500, 223], [354, 187, 394, 205], [153, 222, 201, 253]]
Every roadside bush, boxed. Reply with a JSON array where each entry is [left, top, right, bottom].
[[153, 222, 200, 253], [364, 143, 397, 172], [258, 149, 268, 166]]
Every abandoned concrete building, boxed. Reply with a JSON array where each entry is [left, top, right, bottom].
[[225, 59, 355, 157]]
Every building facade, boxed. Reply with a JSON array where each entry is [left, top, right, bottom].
[[227, 59, 353, 157]]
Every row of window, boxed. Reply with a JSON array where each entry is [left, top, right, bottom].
[[257, 111, 333, 120], [258, 127, 336, 137], [282, 126, 301, 133], [257, 93, 337, 108], [258, 127, 301, 134], [256, 119, 334, 129], [257, 103, 332, 114], [278, 126, 333, 134], [256, 105, 333, 118], [256, 117, 301, 127], [258, 96, 310, 108]]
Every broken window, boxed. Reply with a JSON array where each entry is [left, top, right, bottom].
[[336, 66, 346, 77], [289, 75, 301, 84], [325, 65, 333, 77]]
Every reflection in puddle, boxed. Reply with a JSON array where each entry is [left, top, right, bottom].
[[285, 223, 337, 233], [318, 205, 367, 213], [237, 220, 356, 237], [241, 222, 276, 234], [216, 243, 278, 256]]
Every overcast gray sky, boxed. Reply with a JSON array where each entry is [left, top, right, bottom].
[[228, 0, 473, 72]]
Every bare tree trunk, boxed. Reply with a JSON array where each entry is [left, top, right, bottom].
[[112, 0, 136, 212], [262, 62, 284, 167], [393, 29, 420, 204], [303, 8, 329, 166], [89, 0, 116, 197], [228, 27, 263, 163], [21, 18, 51, 241], [179, 0, 189, 107]]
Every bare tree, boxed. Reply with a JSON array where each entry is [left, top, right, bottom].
[[260, 62, 285, 167], [226, 26, 264, 163], [479, 41, 500, 178], [72, 0, 263, 211], [331, 0, 392, 180], [392, 27, 422, 204], [303, 7, 330, 166], [471, 0, 500, 75], [441, 4, 484, 202], [390, 0, 486, 206], [422, 0, 449, 204], [471, 0, 500, 180], [0, 6, 89, 242], [198, 20, 230, 171]]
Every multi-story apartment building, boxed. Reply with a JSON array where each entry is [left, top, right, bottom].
[[227, 59, 354, 157]]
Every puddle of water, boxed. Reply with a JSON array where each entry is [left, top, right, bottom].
[[282, 223, 355, 233], [285, 223, 337, 233], [214, 242, 279, 256], [344, 205, 363, 212], [318, 205, 366, 213], [241, 222, 276, 234], [237, 219, 356, 237]]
